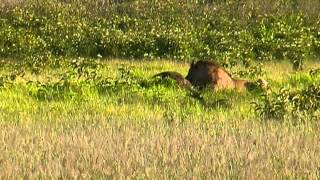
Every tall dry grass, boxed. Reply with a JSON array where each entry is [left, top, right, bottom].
[[0, 119, 319, 178]]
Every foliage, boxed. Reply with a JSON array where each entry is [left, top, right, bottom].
[[22, 58, 191, 107], [253, 83, 320, 122], [2, 55, 320, 123], [252, 88, 289, 121], [0, 66, 24, 88], [0, 0, 319, 70], [232, 62, 266, 79]]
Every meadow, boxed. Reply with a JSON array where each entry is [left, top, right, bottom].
[[1, 59, 320, 178], [0, 0, 320, 178]]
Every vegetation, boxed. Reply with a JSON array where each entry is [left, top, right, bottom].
[[0, 0, 320, 178], [1, 59, 320, 178], [1, 0, 320, 69]]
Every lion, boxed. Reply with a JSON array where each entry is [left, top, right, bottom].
[[185, 60, 267, 91], [153, 71, 192, 89]]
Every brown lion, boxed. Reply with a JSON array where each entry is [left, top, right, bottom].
[[153, 71, 192, 89], [185, 60, 267, 91]]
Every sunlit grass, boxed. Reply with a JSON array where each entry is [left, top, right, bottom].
[[0, 59, 319, 178]]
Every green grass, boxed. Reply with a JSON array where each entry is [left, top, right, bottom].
[[0, 59, 320, 178]]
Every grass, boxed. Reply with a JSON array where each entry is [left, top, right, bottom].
[[0, 59, 320, 178], [1, 119, 320, 179]]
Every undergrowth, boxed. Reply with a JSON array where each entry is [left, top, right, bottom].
[[1, 57, 319, 123]]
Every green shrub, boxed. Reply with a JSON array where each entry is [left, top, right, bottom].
[[253, 83, 320, 122], [0, 0, 319, 69]]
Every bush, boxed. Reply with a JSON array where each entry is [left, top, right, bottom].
[[253, 83, 320, 122], [0, 0, 319, 69]]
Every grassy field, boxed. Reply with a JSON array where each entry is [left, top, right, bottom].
[[0, 59, 320, 178], [1, 0, 319, 178]]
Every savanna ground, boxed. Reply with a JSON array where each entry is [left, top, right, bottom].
[[1, 0, 320, 178], [0, 59, 320, 179]]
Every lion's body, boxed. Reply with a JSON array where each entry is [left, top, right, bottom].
[[153, 71, 192, 89], [233, 79, 250, 91], [214, 68, 237, 90], [154, 60, 267, 92], [186, 60, 256, 91]]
